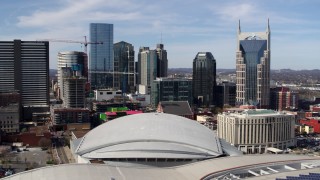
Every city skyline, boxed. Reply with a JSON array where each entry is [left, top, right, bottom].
[[1, 0, 320, 70]]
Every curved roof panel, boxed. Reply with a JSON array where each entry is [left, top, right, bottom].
[[75, 113, 223, 159]]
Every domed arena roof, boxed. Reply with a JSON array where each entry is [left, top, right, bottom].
[[74, 113, 223, 160]]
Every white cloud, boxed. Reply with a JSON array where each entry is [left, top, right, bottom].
[[16, 0, 141, 28], [214, 3, 256, 21]]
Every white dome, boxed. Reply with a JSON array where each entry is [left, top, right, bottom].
[[75, 113, 223, 160]]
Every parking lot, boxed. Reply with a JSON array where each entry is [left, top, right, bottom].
[[0, 147, 52, 174]]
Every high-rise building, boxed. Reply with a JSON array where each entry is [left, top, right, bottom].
[[155, 44, 168, 78], [113, 41, 135, 93], [61, 66, 86, 108], [57, 51, 88, 100], [236, 20, 271, 108], [192, 52, 216, 107], [89, 23, 113, 89], [137, 47, 157, 94], [270, 87, 299, 111], [151, 78, 193, 107], [215, 82, 236, 108], [63, 78, 86, 108], [218, 109, 295, 154], [0, 40, 49, 120]]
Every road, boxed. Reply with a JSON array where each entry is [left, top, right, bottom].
[[54, 138, 69, 164]]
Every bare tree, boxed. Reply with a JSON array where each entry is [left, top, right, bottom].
[[38, 137, 52, 150]]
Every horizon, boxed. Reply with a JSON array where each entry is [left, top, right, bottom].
[[1, 0, 320, 70]]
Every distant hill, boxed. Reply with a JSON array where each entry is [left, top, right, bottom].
[[168, 68, 320, 84], [49, 69, 57, 78], [168, 68, 236, 74]]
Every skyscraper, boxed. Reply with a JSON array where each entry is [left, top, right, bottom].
[[89, 23, 113, 89], [137, 47, 157, 94], [236, 20, 271, 108], [192, 52, 216, 107], [0, 40, 49, 120], [155, 44, 168, 77], [113, 41, 135, 93]]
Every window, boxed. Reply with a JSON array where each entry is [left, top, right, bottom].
[[100, 92, 103, 95]]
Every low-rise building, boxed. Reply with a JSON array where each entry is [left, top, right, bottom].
[[51, 108, 90, 125], [94, 89, 122, 101], [300, 117, 320, 133], [92, 101, 140, 112], [127, 94, 150, 107], [218, 109, 296, 154], [157, 101, 193, 119], [0, 104, 20, 133]]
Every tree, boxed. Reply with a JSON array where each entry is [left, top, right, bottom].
[[38, 137, 52, 150]]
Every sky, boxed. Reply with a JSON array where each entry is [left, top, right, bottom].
[[1, 0, 320, 70]]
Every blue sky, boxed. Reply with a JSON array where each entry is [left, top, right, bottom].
[[1, 0, 320, 70]]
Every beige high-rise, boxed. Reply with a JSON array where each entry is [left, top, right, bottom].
[[236, 20, 270, 108]]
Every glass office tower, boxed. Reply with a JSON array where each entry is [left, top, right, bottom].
[[192, 52, 216, 107], [236, 20, 270, 108], [89, 23, 113, 89], [113, 41, 135, 93]]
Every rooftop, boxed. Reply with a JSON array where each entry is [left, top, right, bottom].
[[221, 109, 292, 117], [158, 101, 193, 115], [3, 155, 320, 180]]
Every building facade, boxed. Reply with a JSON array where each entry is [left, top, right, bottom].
[[0, 40, 49, 120], [215, 82, 236, 108], [51, 108, 90, 125], [270, 87, 299, 111], [155, 44, 168, 78], [236, 20, 270, 108], [63, 77, 86, 108], [57, 51, 88, 100], [89, 23, 113, 89], [217, 109, 296, 154], [300, 118, 320, 134], [0, 104, 20, 133], [151, 78, 193, 107], [192, 52, 216, 107], [137, 47, 157, 94], [94, 89, 122, 101], [113, 41, 135, 93]]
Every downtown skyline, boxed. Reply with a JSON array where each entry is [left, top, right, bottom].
[[1, 0, 320, 70]]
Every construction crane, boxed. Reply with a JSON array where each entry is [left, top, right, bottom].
[[37, 36, 103, 54]]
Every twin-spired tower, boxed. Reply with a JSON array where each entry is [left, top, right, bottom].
[[236, 20, 271, 108]]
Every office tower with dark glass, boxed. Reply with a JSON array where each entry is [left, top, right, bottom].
[[236, 20, 270, 108], [151, 78, 193, 107], [0, 40, 49, 120], [113, 41, 135, 93], [89, 23, 113, 89], [156, 44, 168, 78], [192, 52, 216, 107]]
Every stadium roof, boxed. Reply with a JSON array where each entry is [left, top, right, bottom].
[[4, 155, 320, 180], [74, 113, 223, 160]]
